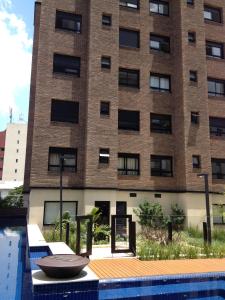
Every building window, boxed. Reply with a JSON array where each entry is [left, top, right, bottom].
[[100, 102, 110, 116], [120, 0, 139, 10], [48, 147, 77, 172], [204, 6, 222, 23], [209, 117, 225, 137], [51, 100, 79, 123], [150, 34, 170, 53], [101, 56, 111, 69], [118, 110, 139, 131], [15, 169, 17, 173], [151, 155, 173, 177], [189, 70, 197, 82], [119, 28, 140, 49], [102, 14, 111, 26], [44, 201, 77, 225], [118, 153, 140, 176], [206, 41, 224, 59], [150, 73, 170, 92], [208, 78, 225, 97], [17, 140, 19, 144], [187, 0, 194, 5], [192, 155, 201, 169], [188, 32, 196, 43], [150, 113, 172, 134], [16, 149, 19, 153], [213, 204, 225, 224], [99, 148, 110, 164], [212, 158, 225, 179], [150, 0, 169, 16], [53, 54, 80, 76], [16, 159, 18, 163], [18, 130, 20, 134], [119, 68, 139, 88], [191, 112, 200, 124], [55, 11, 82, 33]]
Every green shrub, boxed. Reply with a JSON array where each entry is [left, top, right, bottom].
[[170, 204, 185, 231], [212, 229, 225, 242], [187, 226, 203, 239]]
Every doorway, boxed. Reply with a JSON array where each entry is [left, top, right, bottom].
[[95, 201, 110, 225]]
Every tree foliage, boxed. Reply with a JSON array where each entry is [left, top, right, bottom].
[[0, 186, 23, 208]]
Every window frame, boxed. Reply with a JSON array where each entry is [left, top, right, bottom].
[[151, 155, 173, 177], [100, 101, 110, 116], [119, 0, 140, 10], [150, 73, 171, 92], [48, 147, 77, 173], [43, 201, 78, 226], [118, 109, 140, 131], [99, 148, 110, 164], [53, 53, 81, 76], [102, 14, 112, 26], [206, 40, 224, 59], [150, 113, 172, 134], [209, 117, 225, 137], [187, 0, 194, 5], [119, 28, 140, 49], [118, 153, 140, 176], [150, 0, 169, 16], [213, 204, 225, 225], [212, 158, 225, 179], [208, 77, 225, 97], [204, 5, 222, 23], [188, 31, 196, 43], [55, 10, 82, 33], [101, 56, 111, 69], [192, 155, 201, 169], [189, 70, 198, 82], [191, 111, 200, 124], [51, 99, 79, 124], [119, 68, 140, 88], [150, 33, 170, 53]]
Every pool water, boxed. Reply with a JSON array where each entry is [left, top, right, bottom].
[[99, 275, 225, 299], [0, 226, 32, 300]]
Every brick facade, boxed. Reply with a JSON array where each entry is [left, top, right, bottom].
[[25, 0, 225, 224]]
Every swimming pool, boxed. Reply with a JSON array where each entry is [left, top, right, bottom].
[[0, 226, 33, 300], [99, 273, 225, 299]]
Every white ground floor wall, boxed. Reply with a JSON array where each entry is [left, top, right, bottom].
[[27, 188, 225, 230]]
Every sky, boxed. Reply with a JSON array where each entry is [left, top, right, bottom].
[[0, 0, 35, 131]]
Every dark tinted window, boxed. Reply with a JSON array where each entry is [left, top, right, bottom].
[[212, 158, 225, 179], [120, 0, 139, 9], [48, 147, 77, 172], [102, 14, 111, 26], [150, 34, 170, 53], [150, 113, 172, 134], [191, 112, 199, 124], [119, 68, 139, 88], [101, 56, 111, 69], [204, 6, 222, 23], [56, 11, 82, 33], [210, 117, 225, 137], [99, 148, 110, 164], [188, 32, 196, 43], [119, 29, 139, 48], [190, 70, 197, 82], [100, 102, 110, 116], [53, 54, 80, 76], [118, 153, 140, 175], [51, 100, 79, 123], [187, 0, 194, 5], [151, 155, 173, 177], [206, 41, 224, 59], [118, 110, 139, 131]]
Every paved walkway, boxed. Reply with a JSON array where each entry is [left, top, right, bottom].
[[89, 258, 225, 279]]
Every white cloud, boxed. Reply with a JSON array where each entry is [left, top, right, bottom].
[[0, 3, 32, 118]]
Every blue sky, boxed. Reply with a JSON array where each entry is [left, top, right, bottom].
[[0, 0, 35, 131]]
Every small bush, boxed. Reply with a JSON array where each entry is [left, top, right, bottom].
[[187, 226, 203, 239]]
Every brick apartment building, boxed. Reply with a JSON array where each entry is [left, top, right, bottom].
[[25, 0, 225, 229]]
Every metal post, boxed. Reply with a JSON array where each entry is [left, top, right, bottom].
[[203, 222, 207, 244], [204, 174, 211, 244], [198, 173, 211, 245], [59, 156, 63, 241], [168, 221, 172, 243], [66, 222, 70, 245]]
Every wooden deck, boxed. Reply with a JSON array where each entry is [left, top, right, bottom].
[[89, 258, 225, 279]]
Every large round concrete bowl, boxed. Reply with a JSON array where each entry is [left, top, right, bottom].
[[35, 254, 90, 278]]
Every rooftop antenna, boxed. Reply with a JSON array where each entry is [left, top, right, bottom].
[[9, 107, 12, 123]]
